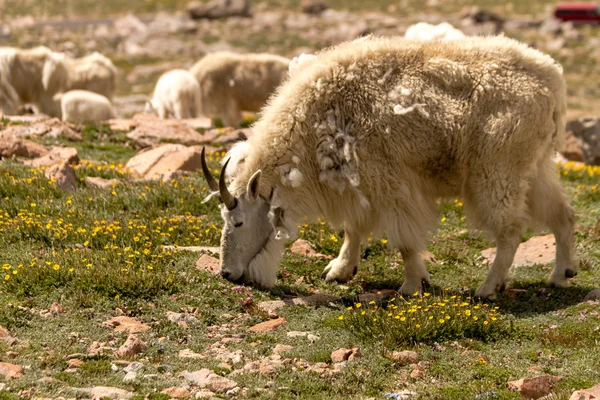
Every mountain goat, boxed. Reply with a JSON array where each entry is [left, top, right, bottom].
[[56, 90, 116, 122], [201, 35, 576, 300], [404, 22, 466, 41], [65, 52, 118, 99], [145, 69, 201, 120], [0, 46, 69, 117], [190, 52, 290, 127], [0, 69, 19, 115]]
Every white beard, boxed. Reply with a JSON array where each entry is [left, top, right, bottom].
[[244, 232, 286, 288]]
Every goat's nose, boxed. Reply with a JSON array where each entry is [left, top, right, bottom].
[[221, 270, 232, 280]]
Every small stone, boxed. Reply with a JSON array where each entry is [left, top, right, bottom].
[[583, 289, 600, 301], [103, 316, 150, 333], [217, 362, 232, 371], [0, 325, 13, 343], [44, 162, 77, 192], [25, 146, 80, 168], [123, 371, 137, 382], [196, 254, 220, 274], [67, 359, 84, 369], [331, 347, 360, 363], [161, 387, 191, 398], [390, 350, 419, 366], [257, 300, 287, 315], [505, 289, 528, 299], [410, 365, 425, 380], [569, 383, 600, 400], [0, 362, 24, 379], [77, 386, 134, 400], [195, 390, 216, 399], [85, 176, 122, 190], [290, 239, 332, 259], [179, 349, 205, 359], [273, 344, 293, 355], [508, 375, 562, 399], [115, 335, 148, 358], [249, 318, 287, 333], [5, 351, 18, 359], [49, 302, 63, 316], [482, 235, 556, 267], [123, 362, 143, 373]]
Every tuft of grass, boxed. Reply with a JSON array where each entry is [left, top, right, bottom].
[[342, 292, 511, 347]]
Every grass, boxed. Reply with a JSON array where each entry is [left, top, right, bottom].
[[0, 123, 597, 399]]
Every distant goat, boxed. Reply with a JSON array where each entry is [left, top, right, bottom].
[[65, 52, 118, 99], [57, 90, 116, 122], [145, 69, 201, 120]]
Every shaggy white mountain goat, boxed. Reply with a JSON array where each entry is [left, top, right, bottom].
[[190, 52, 290, 127], [0, 69, 19, 115], [404, 22, 466, 41], [145, 69, 201, 120], [56, 90, 116, 122], [65, 52, 118, 99], [201, 35, 576, 300], [0, 46, 69, 117]]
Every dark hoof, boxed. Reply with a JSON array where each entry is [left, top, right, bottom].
[[352, 266, 358, 276], [422, 279, 431, 289], [320, 270, 328, 280], [498, 283, 506, 293], [565, 269, 577, 278], [474, 295, 496, 304]]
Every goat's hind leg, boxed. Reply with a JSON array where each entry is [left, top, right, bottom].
[[399, 247, 432, 296], [528, 162, 578, 287]]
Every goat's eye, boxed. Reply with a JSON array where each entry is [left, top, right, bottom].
[[234, 222, 243, 228]]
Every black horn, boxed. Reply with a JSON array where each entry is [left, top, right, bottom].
[[201, 147, 219, 192], [220, 158, 237, 210]]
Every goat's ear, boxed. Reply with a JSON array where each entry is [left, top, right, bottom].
[[247, 170, 261, 201]]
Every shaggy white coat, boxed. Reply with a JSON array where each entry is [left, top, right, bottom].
[[0, 46, 69, 117], [65, 52, 118, 99], [57, 90, 116, 122], [190, 52, 290, 127], [146, 69, 201, 120], [222, 35, 577, 299]]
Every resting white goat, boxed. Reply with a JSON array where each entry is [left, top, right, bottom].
[[190, 52, 290, 127], [57, 90, 116, 122], [145, 69, 201, 120], [0, 46, 69, 117], [404, 22, 466, 41], [201, 35, 576, 300], [65, 52, 118, 99]]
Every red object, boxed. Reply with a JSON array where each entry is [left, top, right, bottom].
[[554, 2, 600, 23]]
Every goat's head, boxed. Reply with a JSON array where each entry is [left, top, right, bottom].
[[201, 148, 285, 288]]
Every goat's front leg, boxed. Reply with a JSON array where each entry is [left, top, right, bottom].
[[399, 248, 432, 296], [322, 230, 361, 283]]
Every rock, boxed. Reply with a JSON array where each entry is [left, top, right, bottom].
[[196, 254, 221, 274], [331, 347, 360, 363], [508, 375, 562, 399], [0, 325, 14, 343], [113, 14, 147, 38], [115, 335, 147, 358], [0, 362, 24, 379], [211, 127, 251, 144], [257, 300, 287, 315], [249, 318, 287, 333], [123, 371, 137, 382], [0, 134, 48, 158], [147, 12, 198, 35], [49, 302, 63, 316], [182, 369, 237, 393], [85, 177, 122, 189], [166, 311, 198, 327], [162, 387, 191, 398], [108, 119, 136, 131], [187, 0, 251, 20], [195, 390, 216, 399], [125, 144, 202, 181], [562, 130, 585, 162], [290, 239, 332, 259], [5, 351, 18, 359], [179, 348, 205, 359], [421, 250, 440, 264], [410, 365, 426, 380], [584, 289, 600, 301], [25, 146, 79, 168], [0, 118, 81, 141], [273, 344, 293, 355], [286, 331, 320, 342], [124, 362, 143, 373], [77, 386, 135, 400], [569, 383, 600, 400], [44, 162, 77, 192], [482, 234, 556, 267], [126, 114, 206, 147], [103, 316, 151, 333], [389, 350, 419, 366], [88, 341, 115, 356], [68, 359, 84, 369], [358, 289, 397, 304], [461, 7, 504, 31], [291, 294, 340, 306], [301, 0, 329, 15], [566, 117, 600, 165]]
